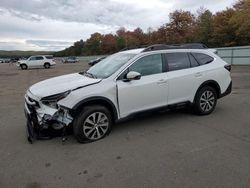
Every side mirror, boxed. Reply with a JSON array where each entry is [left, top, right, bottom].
[[126, 71, 141, 81]]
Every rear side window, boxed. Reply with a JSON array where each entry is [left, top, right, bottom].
[[192, 53, 214, 65], [129, 54, 163, 76], [165, 53, 190, 71], [35, 56, 44, 60]]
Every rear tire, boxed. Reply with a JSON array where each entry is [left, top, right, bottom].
[[73, 105, 113, 143], [44, 63, 50, 69], [193, 86, 217, 115], [20, 64, 27, 70]]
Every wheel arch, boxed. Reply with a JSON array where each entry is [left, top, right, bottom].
[[20, 63, 28, 69], [193, 80, 221, 102], [71, 97, 118, 122]]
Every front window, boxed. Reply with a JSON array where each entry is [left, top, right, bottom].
[[86, 53, 136, 79], [129, 54, 163, 76], [29, 57, 36, 61]]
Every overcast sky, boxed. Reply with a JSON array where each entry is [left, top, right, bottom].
[[0, 0, 237, 51]]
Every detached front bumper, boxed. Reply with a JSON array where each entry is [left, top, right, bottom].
[[24, 93, 73, 143], [24, 102, 37, 143], [24, 97, 53, 143]]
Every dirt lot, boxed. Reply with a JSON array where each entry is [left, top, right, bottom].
[[0, 62, 250, 188]]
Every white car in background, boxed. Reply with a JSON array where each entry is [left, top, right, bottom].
[[17, 55, 56, 70]]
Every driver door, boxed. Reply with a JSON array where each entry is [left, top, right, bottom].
[[27, 56, 36, 67], [116, 54, 168, 118]]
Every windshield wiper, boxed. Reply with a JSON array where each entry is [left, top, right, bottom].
[[79, 71, 97, 79]]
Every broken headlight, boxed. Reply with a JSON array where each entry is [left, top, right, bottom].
[[41, 90, 71, 108]]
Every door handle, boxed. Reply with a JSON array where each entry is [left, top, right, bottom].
[[195, 72, 202, 77], [157, 79, 168, 84]]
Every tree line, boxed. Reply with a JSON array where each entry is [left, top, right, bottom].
[[54, 0, 250, 57]]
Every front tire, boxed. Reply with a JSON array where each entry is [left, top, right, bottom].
[[20, 64, 28, 70], [44, 63, 50, 69], [193, 86, 217, 115], [73, 105, 112, 143]]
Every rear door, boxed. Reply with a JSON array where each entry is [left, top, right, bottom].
[[35, 56, 45, 66], [28, 56, 44, 67], [165, 52, 204, 104], [117, 54, 168, 118]]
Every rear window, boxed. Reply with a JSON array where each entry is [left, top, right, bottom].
[[192, 53, 214, 65]]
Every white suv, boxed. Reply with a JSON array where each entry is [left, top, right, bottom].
[[24, 44, 232, 143], [17, 55, 56, 70]]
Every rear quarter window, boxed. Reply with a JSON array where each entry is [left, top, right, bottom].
[[188, 53, 200, 67], [192, 53, 214, 65], [45, 56, 53, 59]]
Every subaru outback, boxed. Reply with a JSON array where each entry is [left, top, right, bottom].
[[24, 44, 232, 143]]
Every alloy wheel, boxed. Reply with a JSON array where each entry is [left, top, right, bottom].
[[200, 90, 215, 112], [83, 112, 109, 140]]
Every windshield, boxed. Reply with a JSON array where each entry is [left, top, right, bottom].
[[86, 53, 136, 79]]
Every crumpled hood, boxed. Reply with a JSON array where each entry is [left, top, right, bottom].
[[29, 73, 101, 98]]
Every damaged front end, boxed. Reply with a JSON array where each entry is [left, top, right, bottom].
[[24, 90, 73, 143]]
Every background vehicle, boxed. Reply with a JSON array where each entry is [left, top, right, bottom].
[[10, 58, 19, 63], [63, 56, 79, 63], [24, 44, 232, 143], [17, 55, 56, 70], [0, 58, 11, 63], [88, 56, 106, 66]]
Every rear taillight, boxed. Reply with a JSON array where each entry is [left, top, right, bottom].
[[224, 65, 231, 72]]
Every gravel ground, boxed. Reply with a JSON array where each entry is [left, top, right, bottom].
[[0, 62, 249, 188]]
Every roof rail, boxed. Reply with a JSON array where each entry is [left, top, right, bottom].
[[120, 45, 149, 52], [142, 43, 208, 52]]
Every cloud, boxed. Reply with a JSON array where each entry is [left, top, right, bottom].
[[0, 39, 73, 51], [26, 40, 73, 51], [0, 0, 172, 29], [0, 41, 38, 51], [7, 9, 42, 22], [172, 0, 236, 13], [0, 9, 117, 50], [0, 0, 237, 51]]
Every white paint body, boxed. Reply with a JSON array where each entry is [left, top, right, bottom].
[[26, 48, 231, 122], [17, 55, 56, 69]]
